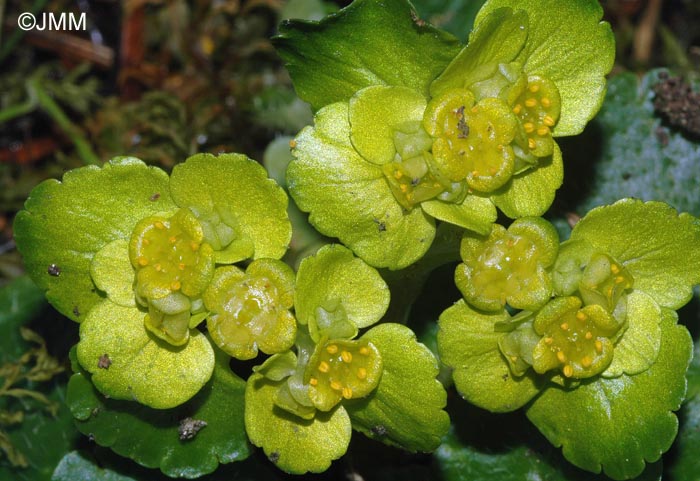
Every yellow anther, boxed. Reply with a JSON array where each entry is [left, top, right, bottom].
[[523, 122, 535, 133], [471, 170, 480, 178], [606, 286, 614, 297], [560, 322, 569, 331], [169, 236, 177, 244], [541, 97, 551, 108], [154, 263, 162, 272], [154, 221, 165, 230], [585, 331, 593, 340], [400, 184, 408, 193], [595, 340, 603, 353], [471, 106, 479, 113], [556, 351, 567, 363], [289, 139, 297, 148], [142, 239, 150, 246], [309, 377, 318, 386], [357, 368, 367, 380], [529, 84, 540, 93], [528, 138, 536, 149], [137, 257, 149, 266], [537, 126, 549, 136], [581, 356, 593, 368], [318, 361, 330, 373], [342, 387, 353, 399], [543, 115, 556, 127], [510, 355, 518, 362], [433, 183, 441, 188], [489, 167, 498, 175], [497, 144, 504, 151], [341, 351, 353, 363], [178, 263, 186, 271], [190, 241, 199, 251], [576, 311, 587, 321], [544, 337, 554, 345], [525, 98, 537, 108], [563, 365, 574, 378], [512, 104, 522, 114], [330, 380, 343, 391], [610, 264, 620, 274], [170, 280, 181, 291], [359, 347, 370, 356], [393, 170, 403, 180], [615, 276, 625, 284], [326, 344, 338, 354]]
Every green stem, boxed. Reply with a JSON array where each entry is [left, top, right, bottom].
[[28, 77, 100, 165], [0, 97, 35, 123], [380, 222, 462, 325], [0, 0, 49, 62]]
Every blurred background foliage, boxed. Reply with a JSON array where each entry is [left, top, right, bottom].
[[0, 0, 699, 480]]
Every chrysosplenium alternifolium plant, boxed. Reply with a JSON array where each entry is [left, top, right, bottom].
[[11, 0, 700, 479]]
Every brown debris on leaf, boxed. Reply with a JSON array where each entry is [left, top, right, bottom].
[[178, 417, 207, 441]]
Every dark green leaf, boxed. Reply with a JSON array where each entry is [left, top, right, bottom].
[[274, 0, 461, 111], [66, 345, 250, 478], [526, 309, 692, 480]]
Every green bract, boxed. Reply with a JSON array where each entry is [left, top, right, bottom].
[[283, 0, 612, 269], [438, 199, 700, 479], [245, 245, 449, 474], [14, 155, 292, 409]]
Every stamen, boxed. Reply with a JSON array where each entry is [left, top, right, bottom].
[[541, 98, 551, 108], [326, 344, 338, 354], [560, 322, 569, 331], [528, 138, 536, 149], [341, 351, 353, 363], [543, 115, 555, 127], [330, 380, 343, 391], [342, 387, 353, 399], [137, 257, 148, 266], [563, 365, 573, 377], [309, 377, 318, 386], [556, 351, 567, 363], [357, 368, 367, 380], [523, 122, 535, 133], [595, 340, 603, 353], [537, 126, 549, 136], [170, 281, 181, 291], [525, 98, 537, 108], [581, 356, 593, 368], [318, 361, 330, 373]]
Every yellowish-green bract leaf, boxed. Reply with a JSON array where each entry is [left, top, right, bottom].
[[287, 102, 436, 269], [490, 143, 563, 218], [66, 344, 250, 478], [526, 309, 692, 480], [421, 195, 497, 235], [244, 374, 352, 474], [438, 300, 540, 412], [344, 323, 449, 452], [76, 300, 214, 409], [474, 0, 614, 137], [430, 7, 528, 97], [602, 291, 661, 378], [568, 199, 700, 310], [274, 0, 461, 111], [295, 244, 389, 329], [90, 239, 136, 307], [170, 153, 291, 262], [349, 85, 427, 165], [13, 157, 176, 322]]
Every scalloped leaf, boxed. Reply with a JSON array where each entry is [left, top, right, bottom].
[[474, 0, 614, 136], [287, 102, 436, 269], [602, 291, 661, 378], [274, 0, 461, 111], [66, 343, 250, 478], [52, 451, 138, 481], [430, 7, 528, 97], [491, 143, 563, 218], [344, 323, 449, 452], [526, 309, 692, 480], [421, 195, 497, 234], [349, 85, 427, 165], [76, 300, 214, 409], [13, 157, 176, 322], [295, 244, 389, 331], [568, 199, 700, 310], [434, 427, 663, 481], [438, 300, 541, 412], [244, 373, 351, 474], [91, 239, 136, 307], [170, 153, 291, 262]]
